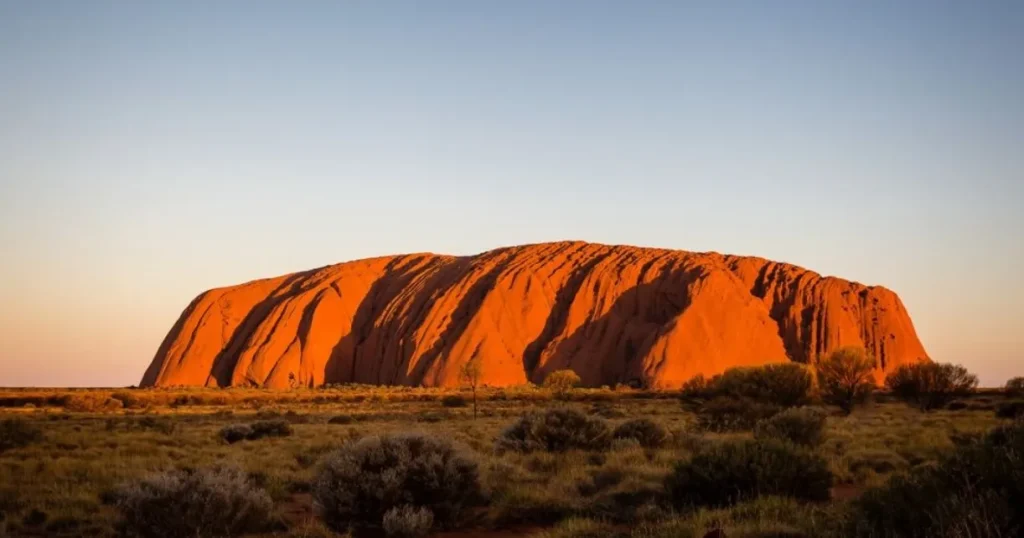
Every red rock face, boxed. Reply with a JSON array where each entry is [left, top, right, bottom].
[[140, 242, 929, 389]]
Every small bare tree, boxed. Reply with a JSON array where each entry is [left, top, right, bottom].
[[459, 356, 483, 420]]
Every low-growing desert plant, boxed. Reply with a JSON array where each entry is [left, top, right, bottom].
[[665, 439, 834, 509], [754, 407, 828, 447], [996, 400, 1024, 419], [815, 346, 876, 414], [134, 416, 178, 435], [885, 362, 978, 411], [612, 418, 670, 448], [382, 505, 435, 537], [219, 419, 291, 443], [255, 409, 282, 420], [0, 418, 43, 453], [1006, 377, 1024, 397], [0, 485, 22, 521], [496, 407, 612, 453], [283, 410, 308, 423], [842, 448, 909, 478], [441, 394, 468, 408], [590, 402, 627, 419], [327, 414, 354, 425], [544, 369, 583, 396], [684, 364, 813, 431], [946, 400, 969, 411], [112, 466, 273, 538], [62, 393, 121, 412], [679, 374, 713, 403], [850, 420, 1024, 537], [219, 423, 253, 444], [248, 419, 292, 439], [696, 397, 781, 432], [111, 391, 147, 409], [312, 432, 482, 532], [711, 364, 814, 408]]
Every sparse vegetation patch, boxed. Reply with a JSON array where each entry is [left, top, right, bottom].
[[496, 407, 612, 453], [666, 439, 834, 509], [885, 362, 978, 411], [312, 432, 482, 532], [112, 466, 273, 538], [754, 407, 828, 447], [0, 418, 43, 453]]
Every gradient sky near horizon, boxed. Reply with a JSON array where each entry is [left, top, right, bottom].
[[1, 1, 1021, 387]]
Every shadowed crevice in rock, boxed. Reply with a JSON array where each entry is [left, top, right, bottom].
[[412, 250, 519, 386], [322, 256, 434, 385], [209, 270, 317, 387], [522, 248, 610, 375]]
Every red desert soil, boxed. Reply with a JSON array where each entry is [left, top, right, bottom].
[[142, 241, 928, 389]]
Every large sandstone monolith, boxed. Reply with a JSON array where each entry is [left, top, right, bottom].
[[141, 241, 929, 389]]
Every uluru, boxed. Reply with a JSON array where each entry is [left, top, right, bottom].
[[141, 241, 929, 389]]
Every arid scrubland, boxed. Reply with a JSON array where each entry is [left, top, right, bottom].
[[0, 366, 1021, 538]]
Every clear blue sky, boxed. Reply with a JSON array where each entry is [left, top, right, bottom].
[[1, 1, 1021, 387]]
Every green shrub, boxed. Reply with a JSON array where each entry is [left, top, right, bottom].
[[1006, 377, 1024, 397], [441, 394, 468, 408], [62, 393, 108, 412], [712, 364, 814, 408], [0, 418, 43, 453], [685, 364, 814, 431], [885, 362, 978, 411], [495, 407, 611, 453], [382, 505, 434, 537], [665, 439, 833, 509], [612, 418, 670, 448], [312, 432, 482, 532], [996, 400, 1024, 419], [850, 420, 1024, 537], [679, 374, 713, 403], [754, 407, 827, 447], [111, 391, 147, 410], [697, 397, 781, 432], [543, 370, 583, 395], [815, 347, 876, 414], [113, 466, 273, 538]]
